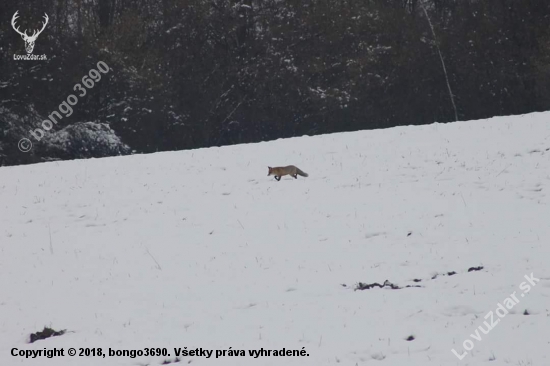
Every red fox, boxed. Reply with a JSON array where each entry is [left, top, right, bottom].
[[267, 165, 308, 181]]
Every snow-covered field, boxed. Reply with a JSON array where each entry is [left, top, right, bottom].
[[1, 112, 549, 366]]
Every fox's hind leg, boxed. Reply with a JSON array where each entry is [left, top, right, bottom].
[[292, 174, 297, 179], [274, 176, 281, 181]]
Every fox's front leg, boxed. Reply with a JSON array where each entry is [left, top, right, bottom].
[[275, 176, 281, 181]]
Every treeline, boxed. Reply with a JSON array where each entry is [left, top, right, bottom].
[[1, 0, 549, 166]]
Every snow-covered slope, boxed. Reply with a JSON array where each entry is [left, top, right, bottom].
[[1, 112, 549, 366]]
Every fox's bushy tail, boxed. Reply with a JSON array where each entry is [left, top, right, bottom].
[[296, 168, 308, 177]]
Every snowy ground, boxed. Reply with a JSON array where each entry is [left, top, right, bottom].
[[1, 112, 549, 366]]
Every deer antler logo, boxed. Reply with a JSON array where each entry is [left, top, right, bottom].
[[11, 11, 49, 54]]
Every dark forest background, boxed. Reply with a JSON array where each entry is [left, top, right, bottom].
[[1, 0, 550, 166]]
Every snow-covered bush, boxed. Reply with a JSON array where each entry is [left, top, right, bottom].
[[39, 122, 131, 160]]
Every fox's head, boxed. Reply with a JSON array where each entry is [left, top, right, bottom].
[[267, 167, 273, 176]]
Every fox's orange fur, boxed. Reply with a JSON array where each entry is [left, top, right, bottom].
[[267, 165, 308, 181]]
